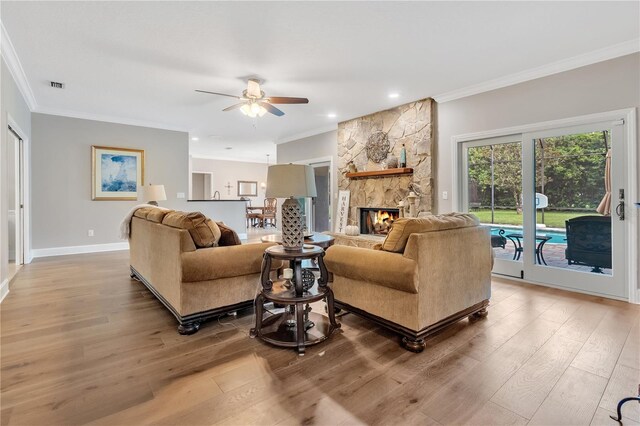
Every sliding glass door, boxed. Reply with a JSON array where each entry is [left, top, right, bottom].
[[460, 118, 629, 299], [521, 121, 627, 298], [462, 135, 524, 278]]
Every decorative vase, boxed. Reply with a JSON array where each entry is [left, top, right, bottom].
[[386, 155, 398, 169], [347, 162, 357, 173], [345, 225, 360, 236]]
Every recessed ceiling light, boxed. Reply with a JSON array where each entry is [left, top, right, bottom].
[[327, 113, 337, 118], [191, 137, 199, 141], [388, 92, 400, 99], [225, 147, 233, 150]]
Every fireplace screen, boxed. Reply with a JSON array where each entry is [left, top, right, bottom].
[[360, 208, 400, 235]]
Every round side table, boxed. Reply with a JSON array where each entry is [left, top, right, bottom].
[[260, 232, 335, 250], [250, 244, 341, 355]]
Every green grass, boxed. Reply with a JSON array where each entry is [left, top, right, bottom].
[[471, 209, 590, 229]]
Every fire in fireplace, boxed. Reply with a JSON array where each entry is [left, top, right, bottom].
[[360, 208, 400, 235]]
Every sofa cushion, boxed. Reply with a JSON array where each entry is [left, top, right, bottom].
[[162, 211, 221, 248], [217, 222, 242, 246], [324, 245, 417, 293], [133, 207, 154, 219], [147, 208, 173, 223], [181, 243, 280, 282], [381, 213, 480, 253]]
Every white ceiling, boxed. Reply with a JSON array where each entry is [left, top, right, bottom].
[[2, 1, 639, 163]]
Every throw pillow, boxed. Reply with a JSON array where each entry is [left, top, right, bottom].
[[147, 208, 173, 223], [162, 211, 221, 248], [216, 222, 242, 246], [133, 207, 153, 219], [381, 213, 479, 253]]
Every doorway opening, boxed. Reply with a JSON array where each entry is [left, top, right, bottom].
[[7, 125, 25, 281], [191, 172, 213, 200]]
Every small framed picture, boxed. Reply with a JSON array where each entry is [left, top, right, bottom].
[[92, 146, 144, 201]]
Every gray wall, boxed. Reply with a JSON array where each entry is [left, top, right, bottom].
[[31, 113, 189, 249], [436, 52, 640, 289], [437, 53, 640, 213], [277, 130, 338, 230], [1, 58, 32, 286]]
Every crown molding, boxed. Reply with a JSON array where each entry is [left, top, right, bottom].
[[275, 125, 337, 144], [1, 22, 37, 111], [190, 154, 271, 164], [433, 39, 640, 103], [34, 106, 189, 133]]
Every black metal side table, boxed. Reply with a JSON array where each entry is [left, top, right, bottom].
[[250, 244, 340, 355], [506, 233, 552, 265]]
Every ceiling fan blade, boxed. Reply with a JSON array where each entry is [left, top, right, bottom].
[[259, 102, 285, 117], [266, 97, 309, 104], [195, 90, 241, 99], [223, 102, 247, 112]]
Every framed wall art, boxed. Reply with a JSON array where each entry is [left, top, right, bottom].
[[92, 145, 144, 200], [237, 180, 258, 197]]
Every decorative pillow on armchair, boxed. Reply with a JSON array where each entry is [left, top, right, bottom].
[[381, 213, 480, 253]]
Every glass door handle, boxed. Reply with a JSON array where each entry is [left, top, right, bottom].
[[616, 200, 625, 220], [616, 189, 625, 221]]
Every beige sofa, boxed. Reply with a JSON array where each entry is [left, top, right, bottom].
[[129, 207, 277, 334], [324, 213, 492, 352]]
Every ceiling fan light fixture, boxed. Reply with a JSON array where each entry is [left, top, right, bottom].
[[240, 103, 252, 116]]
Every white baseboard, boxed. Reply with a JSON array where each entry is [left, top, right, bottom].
[[0, 279, 9, 303], [31, 242, 130, 258]]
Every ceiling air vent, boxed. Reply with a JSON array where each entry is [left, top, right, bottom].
[[50, 81, 65, 89]]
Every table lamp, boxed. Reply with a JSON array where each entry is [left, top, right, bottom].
[[143, 184, 167, 206], [265, 164, 317, 251]]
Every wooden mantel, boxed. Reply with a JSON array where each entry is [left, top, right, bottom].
[[345, 167, 413, 179]]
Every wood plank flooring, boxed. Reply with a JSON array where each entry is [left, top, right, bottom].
[[1, 251, 639, 425]]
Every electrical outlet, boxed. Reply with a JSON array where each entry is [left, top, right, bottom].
[[88, 229, 94, 237], [442, 191, 449, 200], [177, 192, 185, 199]]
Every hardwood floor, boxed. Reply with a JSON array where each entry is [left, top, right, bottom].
[[1, 251, 638, 425]]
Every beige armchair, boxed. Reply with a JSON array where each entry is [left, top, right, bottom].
[[324, 214, 492, 352]]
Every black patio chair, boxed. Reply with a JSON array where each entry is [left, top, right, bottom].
[[565, 216, 611, 273]]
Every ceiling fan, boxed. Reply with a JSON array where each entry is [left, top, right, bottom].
[[196, 79, 309, 118]]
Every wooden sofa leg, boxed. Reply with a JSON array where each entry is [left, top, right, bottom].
[[402, 337, 426, 353], [178, 321, 201, 335], [469, 307, 489, 322]]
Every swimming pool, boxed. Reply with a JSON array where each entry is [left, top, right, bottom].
[[489, 226, 567, 244]]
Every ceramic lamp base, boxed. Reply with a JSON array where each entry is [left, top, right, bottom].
[[281, 197, 304, 251]]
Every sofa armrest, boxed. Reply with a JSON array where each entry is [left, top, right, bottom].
[[403, 227, 492, 324], [324, 245, 417, 293], [181, 242, 279, 283]]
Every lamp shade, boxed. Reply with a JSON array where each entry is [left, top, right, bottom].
[[265, 164, 317, 198], [144, 184, 167, 202]]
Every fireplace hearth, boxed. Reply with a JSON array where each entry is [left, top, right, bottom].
[[360, 208, 400, 235]]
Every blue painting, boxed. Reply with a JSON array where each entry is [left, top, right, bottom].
[[101, 154, 138, 192], [93, 146, 144, 200]]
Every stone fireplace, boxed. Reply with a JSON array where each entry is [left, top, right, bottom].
[[337, 98, 434, 231]]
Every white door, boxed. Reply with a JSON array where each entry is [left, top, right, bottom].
[[521, 120, 628, 299], [7, 128, 24, 266]]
